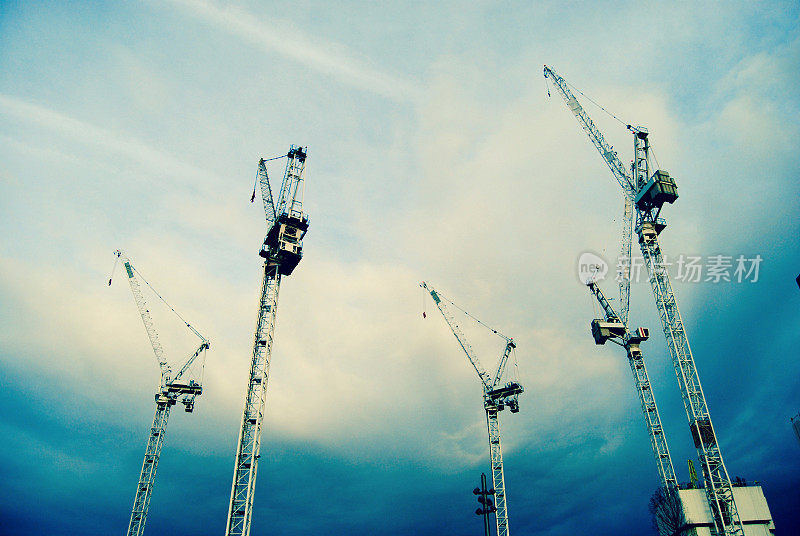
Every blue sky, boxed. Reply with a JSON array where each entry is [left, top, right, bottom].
[[1, 1, 799, 534]]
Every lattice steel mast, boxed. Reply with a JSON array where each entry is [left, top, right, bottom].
[[422, 282, 522, 536], [544, 65, 744, 536], [587, 281, 677, 490], [225, 146, 309, 536], [112, 250, 210, 536]]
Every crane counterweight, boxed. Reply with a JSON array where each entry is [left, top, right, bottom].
[[635, 170, 678, 212]]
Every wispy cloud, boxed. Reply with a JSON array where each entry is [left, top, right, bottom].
[[166, 0, 423, 104], [0, 94, 215, 182]]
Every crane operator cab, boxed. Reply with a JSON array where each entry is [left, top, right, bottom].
[[259, 213, 309, 275], [591, 318, 626, 345]]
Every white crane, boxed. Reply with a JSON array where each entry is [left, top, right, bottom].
[[421, 282, 522, 536], [225, 146, 309, 536], [544, 65, 745, 536], [587, 281, 677, 491], [111, 250, 210, 536]]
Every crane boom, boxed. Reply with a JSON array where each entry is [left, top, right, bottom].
[[225, 146, 309, 536], [173, 340, 212, 384], [490, 340, 516, 391], [587, 282, 677, 490], [544, 64, 636, 320], [548, 65, 745, 536], [421, 281, 491, 389], [275, 145, 306, 220], [256, 158, 277, 227], [543, 65, 635, 193], [589, 280, 620, 322], [116, 251, 171, 379]]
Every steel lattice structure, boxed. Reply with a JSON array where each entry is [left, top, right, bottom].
[[545, 64, 745, 536], [639, 223, 742, 531], [225, 146, 309, 536], [617, 195, 634, 325], [225, 262, 280, 536], [128, 400, 171, 535], [587, 282, 677, 490], [113, 251, 210, 536], [486, 407, 509, 535], [422, 282, 522, 536]]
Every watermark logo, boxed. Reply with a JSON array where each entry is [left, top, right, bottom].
[[577, 251, 762, 285], [577, 251, 608, 283], [607, 253, 762, 284]]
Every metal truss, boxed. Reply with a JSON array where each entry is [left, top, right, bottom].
[[127, 399, 171, 536], [486, 405, 510, 536], [627, 342, 678, 490], [225, 262, 281, 536], [588, 282, 677, 490], [639, 224, 743, 536], [225, 146, 308, 536], [618, 195, 634, 325]]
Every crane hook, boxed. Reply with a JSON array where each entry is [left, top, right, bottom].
[[108, 250, 121, 286]]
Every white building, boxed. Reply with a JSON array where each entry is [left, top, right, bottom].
[[675, 486, 775, 536]]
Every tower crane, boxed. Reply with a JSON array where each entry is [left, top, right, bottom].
[[111, 250, 210, 536], [544, 65, 745, 536], [587, 281, 677, 491], [225, 146, 309, 536], [421, 282, 522, 536]]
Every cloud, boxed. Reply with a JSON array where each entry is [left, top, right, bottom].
[[166, 0, 424, 104], [2, 2, 800, 534], [0, 93, 216, 184]]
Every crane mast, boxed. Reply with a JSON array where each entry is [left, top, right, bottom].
[[128, 396, 171, 536], [587, 281, 677, 490], [545, 65, 744, 536], [422, 282, 522, 536], [638, 224, 744, 534], [225, 146, 309, 536], [618, 195, 634, 325], [113, 251, 210, 536]]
